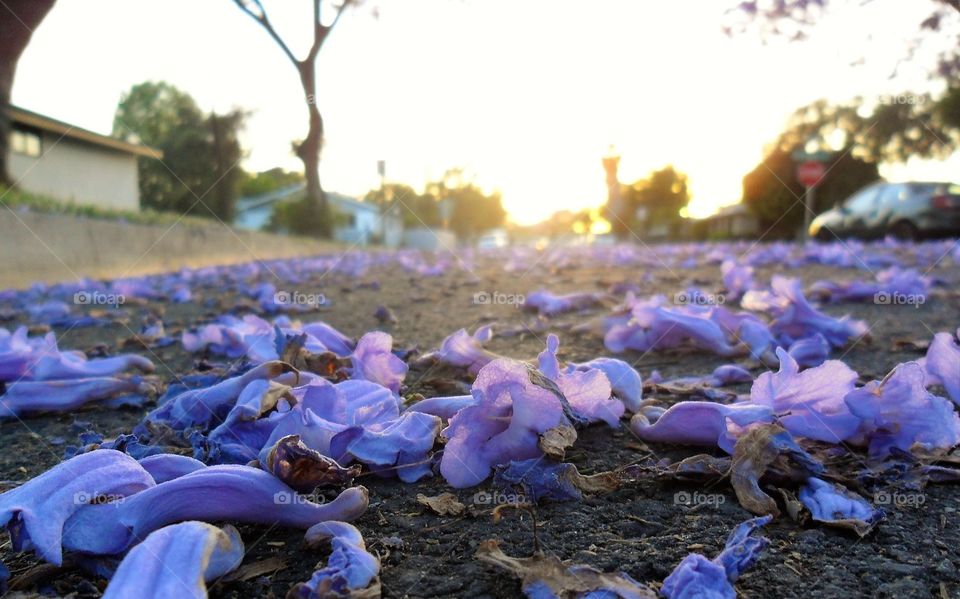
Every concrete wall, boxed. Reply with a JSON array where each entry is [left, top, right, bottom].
[[8, 133, 141, 211], [0, 210, 341, 289]]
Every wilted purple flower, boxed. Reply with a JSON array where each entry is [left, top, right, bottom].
[[141, 361, 290, 432], [661, 515, 771, 599], [604, 296, 742, 356], [404, 394, 477, 419], [538, 334, 623, 426], [420, 325, 501, 374], [258, 379, 441, 483], [629, 401, 774, 453], [798, 477, 883, 535], [0, 327, 154, 382], [0, 449, 155, 565], [493, 458, 584, 503], [749, 348, 861, 443], [922, 330, 959, 405], [350, 332, 407, 394], [845, 362, 960, 458], [290, 521, 380, 598], [786, 333, 830, 368], [61, 465, 369, 556], [2, 376, 154, 419], [566, 357, 643, 412], [721, 259, 756, 301], [523, 289, 606, 315], [182, 315, 353, 363], [440, 359, 568, 488], [260, 435, 360, 492], [746, 276, 869, 347], [138, 454, 207, 484], [102, 522, 244, 599], [810, 267, 930, 304]]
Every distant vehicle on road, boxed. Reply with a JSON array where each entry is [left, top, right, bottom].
[[477, 229, 509, 249], [809, 181, 960, 241]]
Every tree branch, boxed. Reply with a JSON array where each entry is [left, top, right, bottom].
[[233, 0, 300, 67], [307, 0, 351, 62]]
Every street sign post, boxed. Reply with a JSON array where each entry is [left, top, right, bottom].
[[795, 156, 827, 239]]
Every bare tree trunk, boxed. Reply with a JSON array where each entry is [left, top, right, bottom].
[[0, 0, 56, 187], [296, 60, 331, 237]]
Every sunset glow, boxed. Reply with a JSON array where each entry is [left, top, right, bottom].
[[13, 0, 956, 224]]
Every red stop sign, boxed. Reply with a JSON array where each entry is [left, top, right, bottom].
[[796, 161, 825, 187]]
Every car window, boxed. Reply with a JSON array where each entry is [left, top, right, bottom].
[[844, 186, 879, 212], [876, 184, 905, 207]]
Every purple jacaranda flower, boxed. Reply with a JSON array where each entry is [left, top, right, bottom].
[[182, 315, 277, 362], [61, 466, 369, 556], [786, 333, 830, 368], [138, 454, 207, 484], [440, 359, 569, 488], [922, 329, 960, 405], [415, 326, 502, 374], [735, 317, 778, 364], [522, 289, 606, 316], [749, 348, 861, 443], [798, 477, 883, 536], [629, 401, 774, 453], [845, 362, 960, 458], [810, 266, 930, 304], [0, 327, 154, 382], [1, 376, 154, 419], [0, 449, 155, 565], [538, 334, 623, 426], [709, 364, 753, 386], [661, 515, 771, 599], [141, 361, 290, 432], [493, 458, 584, 503], [566, 357, 643, 412], [604, 296, 742, 357], [257, 379, 441, 483], [299, 321, 356, 356], [182, 315, 352, 363], [202, 378, 296, 464], [328, 410, 441, 482], [404, 394, 477, 419], [720, 259, 756, 301], [350, 332, 407, 394], [290, 521, 380, 598], [745, 276, 869, 347], [102, 522, 244, 599]]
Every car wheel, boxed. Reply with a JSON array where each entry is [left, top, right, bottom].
[[815, 228, 833, 242], [889, 221, 918, 241]]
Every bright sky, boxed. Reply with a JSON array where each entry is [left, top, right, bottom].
[[12, 0, 958, 223]]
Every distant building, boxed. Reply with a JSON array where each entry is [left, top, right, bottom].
[[5, 105, 161, 211], [233, 183, 403, 246], [704, 203, 760, 239]]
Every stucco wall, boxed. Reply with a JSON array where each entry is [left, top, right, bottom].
[[8, 133, 141, 211], [0, 210, 341, 289]]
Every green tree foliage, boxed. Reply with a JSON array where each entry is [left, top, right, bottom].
[[743, 145, 879, 238], [238, 167, 304, 198], [606, 165, 690, 239], [775, 96, 957, 165], [426, 170, 506, 239], [266, 192, 346, 235], [113, 81, 246, 221], [363, 184, 442, 228]]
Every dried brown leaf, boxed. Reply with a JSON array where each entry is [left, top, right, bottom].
[[417, 492, 466, 516]]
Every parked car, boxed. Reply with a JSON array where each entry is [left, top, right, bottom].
[[477, 229, 509, 249], [809, 181, 960, 241]]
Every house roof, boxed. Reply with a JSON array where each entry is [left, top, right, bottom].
[[7, 105, 163, 159], [707, 203, 753, 219]]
